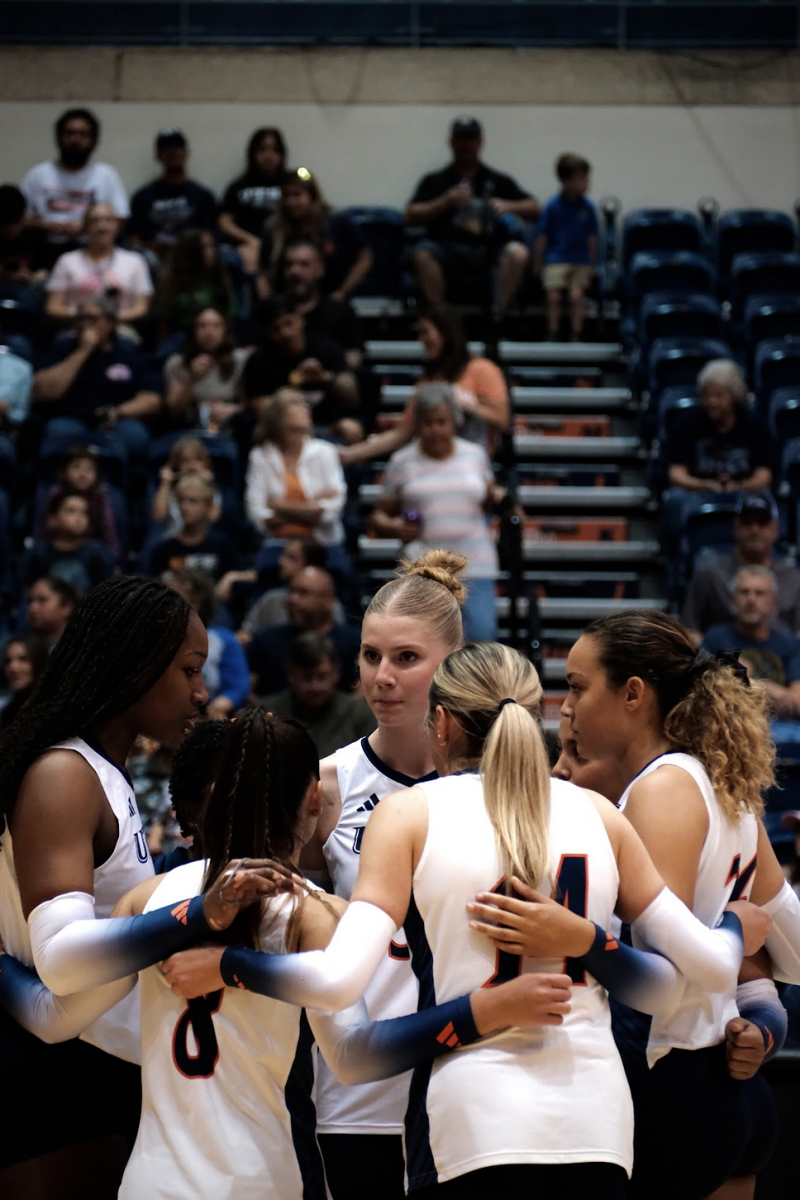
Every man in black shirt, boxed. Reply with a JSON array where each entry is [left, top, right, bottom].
[[129, 130, 217, 260], [243, 295, 363, 442], [282, 238, 365, 368], [406, 116, 539, 315]]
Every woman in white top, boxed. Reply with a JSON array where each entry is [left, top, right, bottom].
[[45, 202, 153, 325], [245, 388, 346, 547], [164, 307, 251, 433], [551, 611, 796, 1200], [371, 383, 499, 642]]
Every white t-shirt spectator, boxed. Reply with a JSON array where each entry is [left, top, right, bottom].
[[381, 437, 498, 579], [21, 160, 130, 243], [46, 247, 152, 311]]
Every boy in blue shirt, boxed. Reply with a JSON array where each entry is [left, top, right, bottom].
[[534, 153, 598, 341]]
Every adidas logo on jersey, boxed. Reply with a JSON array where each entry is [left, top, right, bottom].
[[356, 793, 381, 814]]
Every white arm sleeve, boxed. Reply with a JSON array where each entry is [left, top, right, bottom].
[[220, 900, 398, 1012], [631, 886, 743, 993], [761, 880, 800, 984]]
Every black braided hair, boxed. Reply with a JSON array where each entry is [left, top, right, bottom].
[[199, 708, 319, 949], [0, 576, 192, 837], [169, 720, 233, 843]]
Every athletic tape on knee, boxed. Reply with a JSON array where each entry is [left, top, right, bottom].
[[0, 951, 135, 1045], [29, 889, 210, 995], [221, 899, 397, 1011], [736, 977, 787, 1060], [632, 887, 743, 993], [760, 880, 800, 985]]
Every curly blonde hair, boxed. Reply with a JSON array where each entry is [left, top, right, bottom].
[[584, 610, 774, 822]]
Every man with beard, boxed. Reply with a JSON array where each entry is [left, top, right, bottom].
[[281, 238, 364, 369], [21, 108, 129, 266]]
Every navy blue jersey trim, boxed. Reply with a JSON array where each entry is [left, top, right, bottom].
[[403, 893, 438, 1191], [360, 737, 438, 789], [81, 734, 135, 789], [286, 1011, 328, 1200]]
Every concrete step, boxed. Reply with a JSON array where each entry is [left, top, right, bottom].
[[516, 485, 650, 511], [358, 536, 660, 564], [512, 386, 634, 413], [497, 596, 667, 620], [366, 339, 486, 361], [499, 340, 624, 364], [514, 434, 642, 460]]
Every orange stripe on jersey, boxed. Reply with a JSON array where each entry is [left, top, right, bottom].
[[171, 900, 191, 925], [437, 1021, 456, 1045]]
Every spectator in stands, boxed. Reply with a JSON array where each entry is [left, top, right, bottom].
[[21, 108, 129, 266], [666, 359, 776, 495], [163, 307, 250, 432], [683, 492, 800, 642], [243, 296, 362, 443], [703, 565, 800, 721], [370, 381, 500, 641], [149, 473, 237, 581], [24, 575, 79, 647], [0, 633, 49, 732], [247, 565, 361, 695], [258, 632, 375, 758], [163, 567, 250, 719], [260, 168, 373, 302], [0, 324, 33, 429], [244, 388, 346, 548], [32, 295, 160, 464], [129, 130, 217, 260], [153, 229, 236, 338], [36, 444, 120, 557], [218, 127, 289, 275], [150, 435, 221, 531], [281, 237, 365, 368], [0, 184, 48, 300], [233, 536, 345, 642], [341, 303, 509, 465], [405, 116, 538, 317], [23, 488, 115, 592], [45, 201, 153, 327], [534, 153, 598, 342]]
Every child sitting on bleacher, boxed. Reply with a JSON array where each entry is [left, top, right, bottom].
[[534, 153, 598, 342], [148, 473, 238, 582], [150, 434, 221, 532], [37, 444, 119, 557], [24, 489, 115, 593]]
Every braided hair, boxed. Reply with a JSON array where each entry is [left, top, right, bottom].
[[0, 576, 192, 836], [198, 708, 320, 949], [169, 720, 232, 842]]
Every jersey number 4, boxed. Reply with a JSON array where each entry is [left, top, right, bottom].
[[172, 990, 223, 1079], [482, 855, 589, 988]]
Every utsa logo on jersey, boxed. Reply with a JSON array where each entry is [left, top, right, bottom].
[[352, 793, 381, 854], [128, 793, 150, 865]]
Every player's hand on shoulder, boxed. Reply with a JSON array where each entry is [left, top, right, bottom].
[[203, 858, 302, 932], [162, 945, 225, 999], [725, 900, 772, 958], [466, 875, 594, 959], [725, 1016, 767, 1080], [471, 972, 573, 1036]]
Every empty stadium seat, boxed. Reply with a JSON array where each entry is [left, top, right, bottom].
[[621, 208, 704, 275], [729, 252, 800, 326], [647, 336, 731, 400], [769, 387, 800, 444], [340, 206, 406, 299], [744, 295, 800, 352], [754, 337, 800, 409], [628, 251, 714, 301], [717, 209, 796, 286], [656, 387, 702, 442], [683, 495, 740, 569], [631, 292, 723, 384]]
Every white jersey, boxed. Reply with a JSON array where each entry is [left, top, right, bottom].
[[405, 773, 632, 1190], [318, 736, 429, 1134], [0, 736, 153, 1062], [619, 751, 758, 1064], [120, 860, 327, 1200]]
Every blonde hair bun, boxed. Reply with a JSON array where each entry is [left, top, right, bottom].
[[400, 550, 468, 606]]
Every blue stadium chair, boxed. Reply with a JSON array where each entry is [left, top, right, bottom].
[[147, 432, 241, 491], [647, 336, 731, 401], [631, 292, 724, 384], [621, 208, 704, 276], [683, 495, 740, 572], [744, 295, 800, 353], [628, 251, 714, 302], [769, 388, 800, 445], [729, 252, 800, 327], [656, 387, 702, 444], [339, 206, 406, 300], [781, 438, 800, 542], [717, 209, 796, 288], [38, 432, 128, 494], [754, 338, 800, 410], [0, 435, 15, 501]]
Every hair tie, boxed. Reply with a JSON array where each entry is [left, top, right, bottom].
[[497, 697, 517, 711], [687, 647, 750, 690]]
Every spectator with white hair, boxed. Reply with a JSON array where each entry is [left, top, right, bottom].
[[666, 359, 777, 494]]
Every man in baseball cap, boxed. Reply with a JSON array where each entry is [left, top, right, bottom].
[[405, 115, 539, 317], [129, 129, 216, 257]]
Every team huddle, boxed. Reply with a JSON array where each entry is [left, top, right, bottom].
[[0, 553, 797, 1200]]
